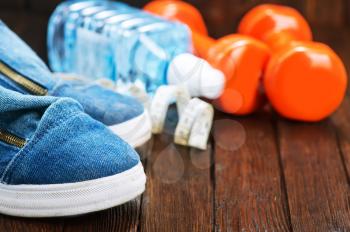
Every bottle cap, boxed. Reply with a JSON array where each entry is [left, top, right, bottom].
[[167, 53, 225, 99]]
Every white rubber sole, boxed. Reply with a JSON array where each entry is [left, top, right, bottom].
[[0, 162, 146, 218], [109, 111, 152, 148]]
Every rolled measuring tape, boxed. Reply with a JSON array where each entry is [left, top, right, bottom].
[[150, 85, 213, 150], [174, 98, 213, 150], [149, 85, 191, 134], [150, 85, 178, 134], [54, 73, 213, 150]]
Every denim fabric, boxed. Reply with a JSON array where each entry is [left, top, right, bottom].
[[0, 22, 56, 92], [0, 86, 140, 185], [50, 79, 144, 125], [0, 20, 144, 126]]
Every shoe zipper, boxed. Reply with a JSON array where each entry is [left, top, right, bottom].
[[0, 61, 48, 96], [0, 129, 26, 148]]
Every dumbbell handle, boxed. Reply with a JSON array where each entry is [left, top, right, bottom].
[[192, 32, 215, 58]]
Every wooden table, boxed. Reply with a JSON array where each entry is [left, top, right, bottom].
[[1, 13, 350, 231]]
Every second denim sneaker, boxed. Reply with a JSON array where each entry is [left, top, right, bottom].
[[0, 20, 151, 147], [0, 86, 146, 217]]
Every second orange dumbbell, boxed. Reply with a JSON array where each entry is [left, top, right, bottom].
[[238, 4, 347, 121]]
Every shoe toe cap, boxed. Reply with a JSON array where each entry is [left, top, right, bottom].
[[4, 103, 141, 185]]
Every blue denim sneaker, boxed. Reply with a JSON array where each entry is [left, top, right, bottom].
[[0, 86, 146, 217], [0, 20, 151, 147]]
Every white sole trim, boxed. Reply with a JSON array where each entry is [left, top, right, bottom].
[[109, 111, 152, 148], [0, 162, 146, 218]]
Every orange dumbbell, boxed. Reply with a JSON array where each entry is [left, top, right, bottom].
[[238, 4, 313, 51], [239, 4, 347, 121], [146, 1, 348, 121], [144, 1, 271, 115], [144, 0, 210, 58]]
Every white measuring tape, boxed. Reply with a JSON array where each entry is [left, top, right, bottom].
[[146, 85, 213, 150], [113, 83, 214, 150], [149, 85, 191, 134], [54, 73, 214, 150], [174, 98, 213, 150]]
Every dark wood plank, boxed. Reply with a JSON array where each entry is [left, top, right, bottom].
[[140, 107, 213, 231], [304, 0, 345, 27], [0, 216, 63, 232], [63, 200, 141, 232], [332, 97, 350, 177], [277, 119, 350, 231], [214, 112, 291, 231]]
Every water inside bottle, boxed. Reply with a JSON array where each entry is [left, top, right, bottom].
[[48, 0, 192, 94]]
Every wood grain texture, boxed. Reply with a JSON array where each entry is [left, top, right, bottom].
[[0, 216, 63, 232], [213, 112, 291, 231], [140, 107, 213, 232], [333, 97, 350, 178], [305, 0, 345, 27], [277, 119, 350, 231], [63, 199, 141, 232]]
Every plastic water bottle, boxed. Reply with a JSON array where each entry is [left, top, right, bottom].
[[48, 0, 225, 97]]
